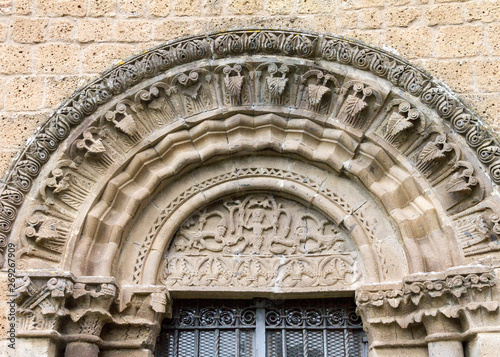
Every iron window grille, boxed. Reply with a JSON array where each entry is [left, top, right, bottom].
[[156, 298, 367, 357]]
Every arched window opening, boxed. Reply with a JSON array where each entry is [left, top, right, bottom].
[[156, 298, 367, 357]]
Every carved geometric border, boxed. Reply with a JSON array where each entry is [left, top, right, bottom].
[[1, 28, 498, 266]]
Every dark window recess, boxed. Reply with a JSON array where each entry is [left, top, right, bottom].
[[156, 298, 368, 357]]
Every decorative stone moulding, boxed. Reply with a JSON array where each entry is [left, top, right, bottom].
[[3, 29, 500, 356]]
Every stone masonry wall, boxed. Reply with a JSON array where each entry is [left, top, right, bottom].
[[0, 0, 500, 344]]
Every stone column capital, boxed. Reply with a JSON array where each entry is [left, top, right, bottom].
[[356, 265, 499, 354], [15, 270, 75, 339]]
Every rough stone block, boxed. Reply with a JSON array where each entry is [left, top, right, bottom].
[[153, 19, 193, 41], [14, 0, 31, 15], [312, 15, 338, 33], [0, 0, 12, 16], [0, 149, 17, 175], [384, 0, 411, 5], [35, 44, 79, 74], [77, 18, 113, 42], [435, 0, 471, 3], [361, 8, 383, 29], [474, 59, 500, 92], [297, 0, 334, 14], [115, 20, 151, 42], [461, 93, 500, 125], [11, 17, 47, 43], [385, 27, 433, 59], [118, 0, 144, 17], [149, 0, 170, 17], [88, 0, 116, 17], [5, 76, 44, 110], [426, 4, 464, 26], [227, 0, 261, 15], [0, 44, 32, 74], [0, 20, 8, 41], [342, 0, 384, 9], [337, 11, 358, 29], [48, 19, 75, 41], [342, 30, 382, 47], [45, 75, 91, 107], [82, 44, 135, 73], [420, 59, 474, 93], [173, 0, 200, 16], [465, 0, 500, 23], [486, 23, 500, 55], [265, 0, 292, 15], [436, 25, 483, 58], [35, 0, 86, 17], [385, 7, 421, 27], [0, 112, 48, 147]]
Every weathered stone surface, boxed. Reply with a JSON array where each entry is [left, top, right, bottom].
[[82, 43, 135, 72], [228, 0, 261, 15], [44, 75, 92, 107], [385, 7, 421, 27], [115, 19, 151, 42], [11, 17, 47, 43], [172, 0, 200, 16], [425, 4, 464, 26], [5, 76, 43, 110], [0, 44, 31, 74], [34, 43, 79, 73], [118, 0, 144, 17], [35, 0, 86, 17], [77, 18, 113, 43], [385, 27, 434, 58], [436, 25, 483, 57], [361, 8, 383, 29], [149, 0, 170, 17], [0, 112, 48, 147], [48, 18, 75, 41], [486, 23, 500, 55], [153, 19, 193, 41], [88, 0, 116, 17]]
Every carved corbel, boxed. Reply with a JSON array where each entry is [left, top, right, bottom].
[[70, 127, 115, 174], [15, 271, 74, 339]]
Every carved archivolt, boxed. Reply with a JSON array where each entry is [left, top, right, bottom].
[[2, 29, 497, 275]]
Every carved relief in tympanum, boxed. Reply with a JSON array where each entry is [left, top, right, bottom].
[[163, 194, 362, 291]]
